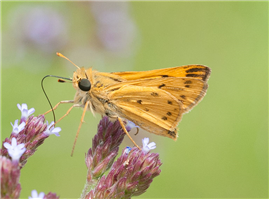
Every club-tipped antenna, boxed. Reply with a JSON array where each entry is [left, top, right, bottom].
[[56, 52, 80, 70]]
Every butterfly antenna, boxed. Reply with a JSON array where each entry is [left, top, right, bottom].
[[41, 75, 57, 124], [41, 75, 73, 124], [56, 52, 80, 70]]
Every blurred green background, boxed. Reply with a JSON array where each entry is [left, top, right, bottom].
[[1, 2, 268, 198]]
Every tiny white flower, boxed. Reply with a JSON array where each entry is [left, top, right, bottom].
[[29, 190, 45, 199], [4, 137, 24, 151], [142, 137, 156, 152], [4, 138, 26, 161], [127, 120, 139, 129], [17, 103, 35, 119], [11, 119, 26, 134], [44, 121, 61, 136]]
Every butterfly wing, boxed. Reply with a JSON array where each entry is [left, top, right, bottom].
[[131, 77, 208, 113], [112, 65, 211, 81], [108, 85, 183, 140], [106, 77, 208, 113]]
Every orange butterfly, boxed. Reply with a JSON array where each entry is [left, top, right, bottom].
[[45, 53, 211, 155]]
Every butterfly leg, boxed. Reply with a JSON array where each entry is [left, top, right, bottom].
[[117, 117, 141, 150], [44, 100, 75, 115], [55, 104, 83, 125], [71, 101, 90, 156]]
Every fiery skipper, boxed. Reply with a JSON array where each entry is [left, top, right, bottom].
[[45, 53, 211, 155]]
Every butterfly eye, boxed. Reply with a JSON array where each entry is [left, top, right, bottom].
[[78, 78, 91, 91]]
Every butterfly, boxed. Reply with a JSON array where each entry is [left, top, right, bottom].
[[45, 53, 211, 155]]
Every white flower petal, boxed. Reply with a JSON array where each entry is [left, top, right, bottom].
[[47, 121, 54, 129], [142, 137, 149, 145], [32, 190, 38, 197], [147, 142, 156, 149], [4, 138, 26, 161], [29, 190, 38, 199], [18, 122, 26, 131], [3, 142, 11, 149], [22, 109, 28, 117], [29, 190, 45, 199], [17, 143, 26, 150], [18, 103, 35, 119], [11, 121, 26, 134], [44, 121, 61, 136], [28, 108, 35, 115], [11, 119, 19, 128], [38, 192, 45, 198], [127, 120, 139, 129], [17, 103, 28, 111], [11, 137, 17, 147], [142, 137, 156, 152], [10, 147, 26, 161], [17, 104, 22, 110], [21, 103, 28, 110], [51, 127, 61, 136]]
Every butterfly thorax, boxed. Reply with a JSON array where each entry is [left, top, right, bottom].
[[72, 67, 125, 118]]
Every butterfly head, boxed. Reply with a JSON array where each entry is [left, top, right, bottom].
[[73, 67, 93, 92]]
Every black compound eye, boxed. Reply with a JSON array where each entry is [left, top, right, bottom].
[[78, 79, 91, 91]]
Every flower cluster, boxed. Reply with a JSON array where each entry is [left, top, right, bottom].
[[1, 156, 21, 199], [90, 2, 138, 54], [4, 3, 138, 75], [82, 117, 161, 198], [85, 146, 161, 199], [85, 116, 128, 183], [3, 5, 69, 73], [1, 104, 162, 199], [1, 104, 60, 199], [0, 104, 61, 168]]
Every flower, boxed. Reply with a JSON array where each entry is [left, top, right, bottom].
[[3, 138, 26, 161], [3, 5, 69, 73], [83, 118, 162, 199], [90, 2, 138, 54], [29, 190, 45, 199], [142, 137, 156, 153], [16, 115, 60, 167], [11, 120, 26, 134], [0, 156, 21, 199], [1, 104, 61, 168], [85, 117, 127, 182], [44, 121, 61, 136], [28, 190, 59, 199], [1, 104, 61, 199], [86, 144, 162, 198], [126, 120, 139, 130], [17, 103, 35, 123]]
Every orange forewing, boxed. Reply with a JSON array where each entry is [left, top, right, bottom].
[[112, 65, 210, 81]]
